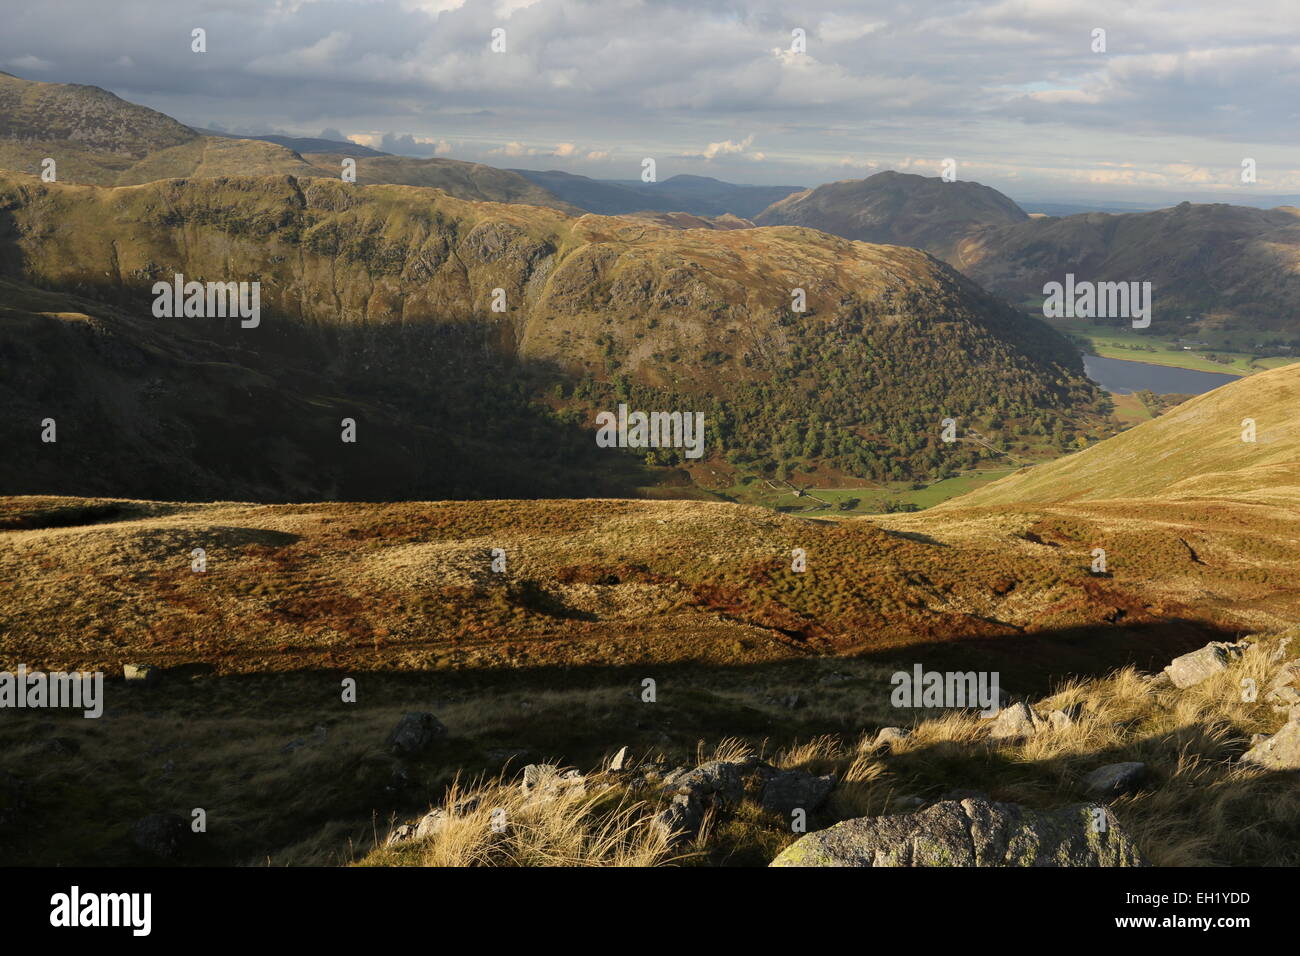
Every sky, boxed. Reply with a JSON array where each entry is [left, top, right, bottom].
[[3, 0, 1299, 202]]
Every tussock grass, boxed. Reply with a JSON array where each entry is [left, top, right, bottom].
[[360, 775, 675, 868]]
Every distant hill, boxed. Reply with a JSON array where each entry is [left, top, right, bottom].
[[754, 171, 1030, 260], [195, 127, 388, 157], [616, 210, 754, 230], [511, 169, 804, 218], [0, 73, 575, 211], [0, 70, 196, 158], [755, 170, 1300, 336], [302, 154, 582, 212], [954, 202, 1300, 334]]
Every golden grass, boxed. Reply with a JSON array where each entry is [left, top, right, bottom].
[[361, 775, 675, 867]]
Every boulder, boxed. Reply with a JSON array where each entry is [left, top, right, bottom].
[[989, 702, 1042, 740], [1241, 714, 1300, 770], [1264, 662, 1300, 710], [655, 758, 837, 842], [770, 798, 1148, 867], [130, 812, 190, 860], [761, 770, 837, 816], [651, 793, 703, 845], [1163, 641, 1246, 689], [385, 824, 416, 846], [1080, 762, 1146, 799], [385, 712, 447, 756], [123, 664, 159, 685], [870, 727, 912, 751]]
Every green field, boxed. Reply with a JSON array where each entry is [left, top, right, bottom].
[[1036, 317, 1297, 376]]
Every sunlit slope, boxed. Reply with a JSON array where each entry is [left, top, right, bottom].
[[942, 362, 1300, 508]]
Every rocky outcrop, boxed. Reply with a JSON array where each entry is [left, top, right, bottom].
[[1163, 641, 1248, 689], [1265, 662, 1300, 710], [770, 798, 1148, 867], [1241, 711, 1300, 770], [652, 758, 836, 844]]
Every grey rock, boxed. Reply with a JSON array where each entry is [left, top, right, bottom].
[[1164, 641, 1247, 689], [1264, 662, 1300, 710], [1046, 708, 1076, 731], [1081, 762, 1146, 799], [609, 746, 630, 771], [130, 812, 189, 860], [385, 712, 447, 756], [1241, 714, 1300, 770], [871, 727, 912, 750], [761, 770, 836, 816], [385, 824, 416, 846], [662, 759, 752, 806], [989, 702, 1042, 740], [652, 793, 703, 845], [415, 808, 451, 839], [771, 798, 1149, 867]]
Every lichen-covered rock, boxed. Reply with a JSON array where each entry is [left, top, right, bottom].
[[770, 798, 1148, 867], [1163, 641, 1246, 689]]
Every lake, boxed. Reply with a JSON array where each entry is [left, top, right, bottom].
[[1082, 354, 1241, 395]]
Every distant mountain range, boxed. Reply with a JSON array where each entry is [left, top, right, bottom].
[[510, 169, 804, 218]]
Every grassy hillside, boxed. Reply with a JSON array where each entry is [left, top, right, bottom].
[[937, 362, 1300, 507], [0, 171, 1107, 498]]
